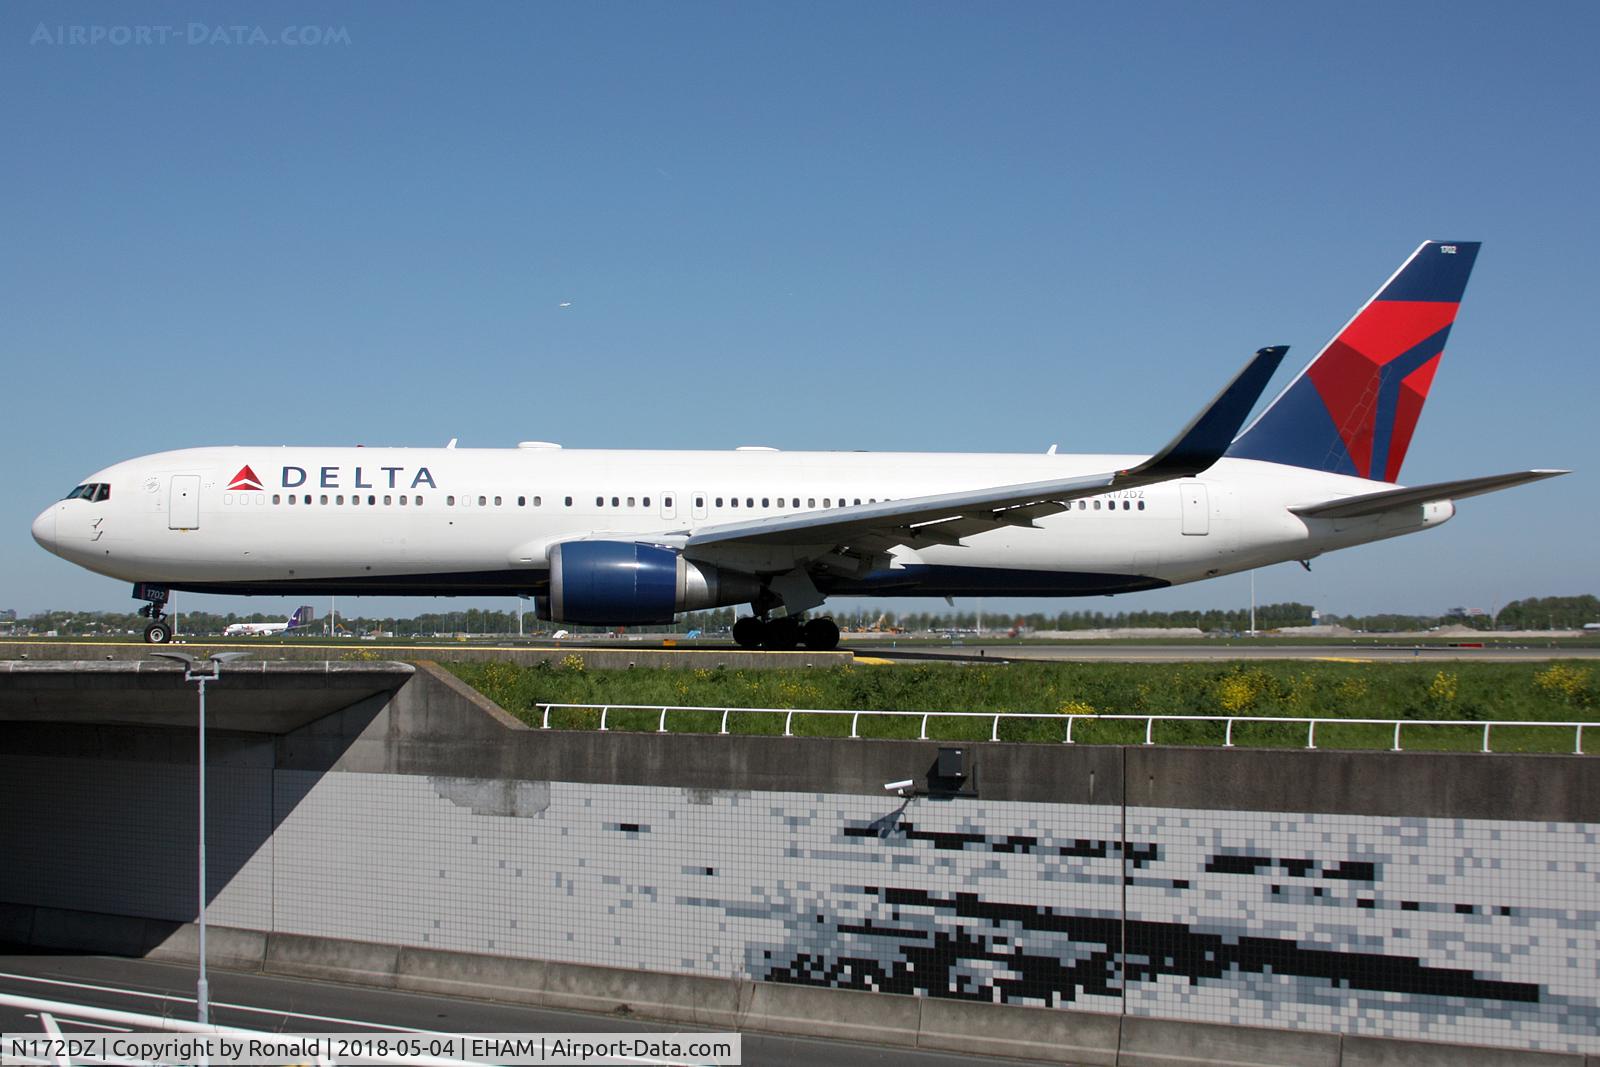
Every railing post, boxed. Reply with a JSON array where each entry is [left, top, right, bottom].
[[1482, 722, 1491, 753], [658, 707, 669, 733], [541, 704, 551, 729], [991, 714, 1000, 742], [919, 713, 929, 741], [1065, 716, 1076, 744], [719, 708, 731, 735], [1392, 721, 1402, 752], [1576, 723, 1585, 756], [1307, 720, 1317, 750], [1144, 717, 1154, 745], [599, 706, 610, 731], [850, 712, 860, 739], [1224, 718, 1235, 747], [783, 710, 794, 737]]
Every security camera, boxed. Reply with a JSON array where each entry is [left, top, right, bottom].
[[883, 779, 915, 793]]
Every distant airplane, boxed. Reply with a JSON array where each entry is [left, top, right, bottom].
[[32, 241, 1567, 649], [222, 605, 313, 637]]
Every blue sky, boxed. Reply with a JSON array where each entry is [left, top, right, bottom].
[[3, 2, 1595, 622]]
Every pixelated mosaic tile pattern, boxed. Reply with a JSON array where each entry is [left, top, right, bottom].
[[1123, 807, 1600, 1052], [269, 773, 1125, 1012]]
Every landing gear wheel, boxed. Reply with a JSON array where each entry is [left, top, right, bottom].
[[144, 620, 172, 644], [802, 617, 841, 651], [763, 617, 802, 650], [732, 617, 765, 649]]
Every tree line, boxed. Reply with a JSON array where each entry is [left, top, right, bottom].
[[6, 594, 1596, 638]]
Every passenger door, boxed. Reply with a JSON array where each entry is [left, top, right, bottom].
[[1179, 481, 1209, 536], [169, 475, 200, 530]]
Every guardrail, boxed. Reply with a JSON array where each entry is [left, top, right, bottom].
[[0, 992, 477, 1066], [532, 703, 1591, 754]]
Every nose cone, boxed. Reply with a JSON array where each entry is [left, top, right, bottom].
[[31, 506, 57, 553]]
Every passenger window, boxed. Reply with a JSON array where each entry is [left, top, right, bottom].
[[479, 496, 487, 506], [337, 495, 345, 505], [385, 495, 393, 506], [564, 496, 573, 507], [853, 498, 861, 506], [447, 495, 456, 506], [1094, 500, 1101, 510], [731, 498, 739, 508], [533, 496, 541, 507], [808, 498, 816, 508], [715, 497, 724, 507], [792, 497, 800, 508], [643, 497, 651, 507], [1138, 500, 1146, 510], [368, 495, 376, 505], [400, 495, 408, 505], [320, 495, 328, 505], [275, 494, 284, 505], [416, 495, 424, 505], [746, 497, 754, 508], [627, 497, 636, 507], [1123, 500, 1130, 510], [518, 496, 526, 507], [762, 497, 770, 508], [823, 498, 831, 507], [596, 497, 604, 507]]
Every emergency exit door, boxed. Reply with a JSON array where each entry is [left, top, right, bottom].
[[1179, 480, 1209, 535], [169, 476, 200, 529]]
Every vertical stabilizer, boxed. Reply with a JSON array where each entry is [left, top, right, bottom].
[[1226, 240, 1479, 482]]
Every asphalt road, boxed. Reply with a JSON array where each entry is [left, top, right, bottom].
[[0, 949, 1046, 1067]]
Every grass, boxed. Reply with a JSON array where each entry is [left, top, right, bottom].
[[446, 659, 1599, 754]]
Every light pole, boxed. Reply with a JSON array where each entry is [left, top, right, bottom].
[[151, 650, 248, 1026]]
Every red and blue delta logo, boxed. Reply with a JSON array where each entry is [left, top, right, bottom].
[[227, 465, 264, 492]]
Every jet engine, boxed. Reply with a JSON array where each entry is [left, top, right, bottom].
[[536, 540, 761, 625]]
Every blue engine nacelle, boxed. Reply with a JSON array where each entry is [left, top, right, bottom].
[[538, 541, 761, 625]]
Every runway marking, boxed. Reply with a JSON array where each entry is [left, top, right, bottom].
[[1315, 656, 1373, 663], [850, 657, 895, 666]]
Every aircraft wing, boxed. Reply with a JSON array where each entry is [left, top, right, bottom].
[[1289, 469, 1569, 520], [684, 346, 1287, 560]]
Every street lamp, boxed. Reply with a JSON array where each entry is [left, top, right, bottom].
[[151, 650, 249, 1026]]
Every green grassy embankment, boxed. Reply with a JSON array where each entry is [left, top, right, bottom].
[[446, 659, 1599, 754]]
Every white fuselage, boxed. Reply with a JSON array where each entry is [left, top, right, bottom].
[[31, 444, 1452, 602]]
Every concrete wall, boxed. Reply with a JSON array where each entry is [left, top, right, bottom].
[[3, 661, 1597, 1064]]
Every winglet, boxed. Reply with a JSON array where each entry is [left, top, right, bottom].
[[1117, 346, 1287, 483]]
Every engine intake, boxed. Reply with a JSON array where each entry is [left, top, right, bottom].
[[538, 541, 760, 625]]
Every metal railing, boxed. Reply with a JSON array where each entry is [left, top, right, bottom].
[[0, 992, 477, 1066], [532, 702, 1591, 754]]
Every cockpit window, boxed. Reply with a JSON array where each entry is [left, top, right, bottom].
[[63, 483, 110, 502]]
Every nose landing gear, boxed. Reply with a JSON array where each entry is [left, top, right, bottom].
[[133, 582, 172, 644]]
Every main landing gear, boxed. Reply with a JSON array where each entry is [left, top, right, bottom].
[[133, 583, 172, 644], [733, 615, 841, 651]]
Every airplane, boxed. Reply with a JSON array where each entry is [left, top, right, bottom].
[[221, 605, 314, 637], [31, 241, 1567, 650]]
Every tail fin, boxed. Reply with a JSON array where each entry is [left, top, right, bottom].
[[288, 605, 312, 628], [1226, 240, 1480, 481]]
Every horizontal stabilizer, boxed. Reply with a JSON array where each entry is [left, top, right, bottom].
[[1290, 470, 1569, 520]]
